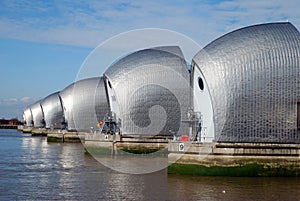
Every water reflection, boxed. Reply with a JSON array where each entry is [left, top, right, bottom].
[[106, 170, 169, 200], [167, 175, 300, 201], [94, 155, 169, 174], [1, 130, 300, 201]]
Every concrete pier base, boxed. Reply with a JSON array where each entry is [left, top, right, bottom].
[[47, 130, 84, 143], [17, 125, 24, 131], [64, 132, 84, 143], [47, 132, 63, 142], [168, 142, 300, 176], [85, 133, 168, 154], [21, 127, 32, 133], [31, 128, 48, 136]]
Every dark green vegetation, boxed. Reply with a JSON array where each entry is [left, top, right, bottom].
[[168, 162, 300, 177], [85, 146, 168, 156], [119, 147, 168, 155], [85, 146, 113, 156], [63, 137, 81, 143], [47, 136, 63, 142]]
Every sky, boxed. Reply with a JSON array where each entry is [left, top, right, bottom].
[[0, 0, 299, 119]]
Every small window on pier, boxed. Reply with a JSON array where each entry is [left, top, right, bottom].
[[297, 100, 300, 130]]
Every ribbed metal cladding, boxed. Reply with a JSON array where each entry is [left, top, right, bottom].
[[72, 77, 110, 132], [104, 46, 190, 136], [95, 77, 111, 125], [23, 107, 33, 127], [30, 100, 44, 128], [40, 92, 64, 129], [192, 22, 300, 143], [59, 83, 75, 131]]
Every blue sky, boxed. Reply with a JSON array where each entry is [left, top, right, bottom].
[[0, 0, 299, 119]]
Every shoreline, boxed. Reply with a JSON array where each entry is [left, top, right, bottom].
[[0, 125, 18, 129], [167, 162, 300, 177], [13, 127, 300, 176]]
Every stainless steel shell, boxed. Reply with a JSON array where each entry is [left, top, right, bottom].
[[30, 100, 44, 128], [40, 92, 64, 129], [192, 22, 300, 143], [104, 46, 191, 136], [59, 83, 75, 130], [23, 106, 33, 127], [60, 77, 109, 132], [72, 77, 110, 132]]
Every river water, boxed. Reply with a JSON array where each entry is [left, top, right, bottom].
[[0, 129, 299, 201]]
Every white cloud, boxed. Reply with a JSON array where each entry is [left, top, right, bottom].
[[20, 97, 33, 103], [0, 96, 36, 119], [8, 98, 18, 102], [0, 97, 35, 105], [0, 0, 299, 48]]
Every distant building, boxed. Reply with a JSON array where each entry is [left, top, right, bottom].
[[8, 118, 21, 125], [0, 118, 21, 125]]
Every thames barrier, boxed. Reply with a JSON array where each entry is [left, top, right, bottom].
[[20, 22, 300, 176]]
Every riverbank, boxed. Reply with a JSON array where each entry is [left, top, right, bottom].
[[168, 142, 300, 176], [0, 124, 18, 129], [14, 126, 300, 176], [168, 161, 300, 176], [17, 126, 82, 142], [85, 133, 300, 176]]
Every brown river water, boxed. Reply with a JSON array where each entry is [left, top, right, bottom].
[[0, 129, 299, 201]]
